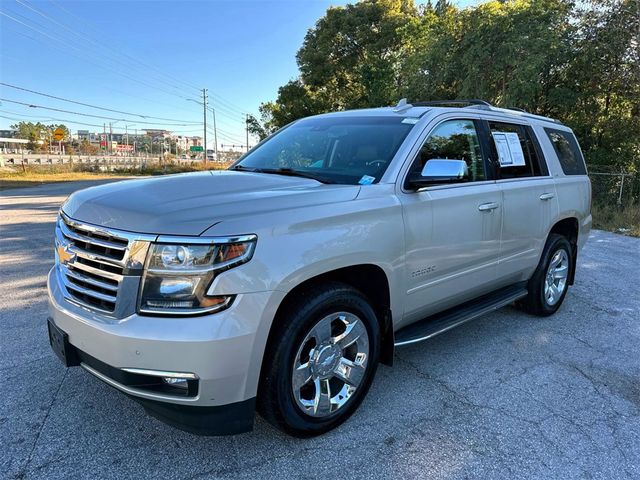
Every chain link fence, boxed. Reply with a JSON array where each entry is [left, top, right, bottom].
[[589, 171, 637, 207], [588, 167, 639, 236]]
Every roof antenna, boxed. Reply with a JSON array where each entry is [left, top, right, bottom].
[[393, 98, 412, 113]]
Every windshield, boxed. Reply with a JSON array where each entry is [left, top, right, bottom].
[[231, 116, 415, 185]]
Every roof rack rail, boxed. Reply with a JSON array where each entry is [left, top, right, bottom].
[[391, 99, 563, 125], [412, 99, 492, 107]]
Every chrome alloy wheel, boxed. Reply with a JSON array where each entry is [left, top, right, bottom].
[[292, 312, 369, 418], [544, 249, 569, 306]]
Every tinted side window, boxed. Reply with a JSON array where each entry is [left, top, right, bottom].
[[544, 128, 587, 175], [488, 121, 544, 179], [410, 119, 485, 182]]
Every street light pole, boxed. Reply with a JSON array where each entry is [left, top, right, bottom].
[[203, 88, 208, 162], [123, 124, 135, 157], [210, 105, 218, 161]]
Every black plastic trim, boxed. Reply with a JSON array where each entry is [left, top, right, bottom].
[[135, 396, 256, 436], [394, 282, 528, 346], [77, 349, 199, 398]]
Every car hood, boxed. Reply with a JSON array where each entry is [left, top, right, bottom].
[[62, 170, 360, 236]]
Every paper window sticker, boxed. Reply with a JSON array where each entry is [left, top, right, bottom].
[[505, 132, 526, 166], [493, 133, 513, 166], [493, 131, 527, 167]]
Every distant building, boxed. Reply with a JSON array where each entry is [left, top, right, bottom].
[[0, 129, 16, 138], [77, 130, 100, 143], [143, 129, 171, 138], [173, 135, 202, 153]]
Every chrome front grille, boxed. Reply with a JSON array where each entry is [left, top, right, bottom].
[[60, 217, 129, 261], [55, 213, 154, 316]]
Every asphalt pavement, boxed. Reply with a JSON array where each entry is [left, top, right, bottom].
[[1, 180, 639, 479]]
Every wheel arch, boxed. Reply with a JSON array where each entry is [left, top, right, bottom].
[[266, 264, 395, 369], [547, 216, 579, 284]]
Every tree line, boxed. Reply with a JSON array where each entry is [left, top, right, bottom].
[[249, 0, 639, 176]]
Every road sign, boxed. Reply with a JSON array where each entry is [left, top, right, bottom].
[[53, 127, 65, 141], [190, 146, 203, 152]]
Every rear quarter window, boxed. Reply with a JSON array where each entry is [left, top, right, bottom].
[[544, 128, 587, 175]]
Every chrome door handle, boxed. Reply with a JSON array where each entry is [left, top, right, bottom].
[[539, 193, 555, 201], [478, 202, 499, 212]]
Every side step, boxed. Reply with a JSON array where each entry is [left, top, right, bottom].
[[394, 283, 528, 346]]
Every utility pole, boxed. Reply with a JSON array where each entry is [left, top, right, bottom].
[[109, 122, 113, 155], [202, 88, 208, 162], [245, 114, 249, 152], [103, 123, 106, 154], [134, 128, 137, 156]]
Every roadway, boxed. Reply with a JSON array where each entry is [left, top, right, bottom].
[[1, 180, 639, 479]]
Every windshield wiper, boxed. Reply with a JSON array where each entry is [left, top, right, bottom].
[[230, 166, 337, 184], [229, 165, 257, 172]]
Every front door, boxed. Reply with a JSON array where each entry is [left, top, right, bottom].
[[399, 118, 502, 325]]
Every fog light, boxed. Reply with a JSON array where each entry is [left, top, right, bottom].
[[162, 377, 189, 389]]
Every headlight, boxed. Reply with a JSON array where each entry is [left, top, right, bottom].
[[138, 235, 256, 315]]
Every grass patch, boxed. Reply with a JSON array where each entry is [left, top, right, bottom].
[[591, 203, 640, 237], [0, 171, 129, 190], [0, 162, 232, 191]]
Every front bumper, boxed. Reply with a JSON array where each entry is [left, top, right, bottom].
[[47, 266, 285, 434]]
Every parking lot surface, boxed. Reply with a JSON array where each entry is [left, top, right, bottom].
[[1, 180, 639, 479]]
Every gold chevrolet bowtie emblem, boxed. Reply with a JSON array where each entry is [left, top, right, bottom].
[[57, 243, 76, 265]]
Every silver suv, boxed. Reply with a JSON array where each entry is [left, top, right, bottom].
[[47, 100, 592, 437]]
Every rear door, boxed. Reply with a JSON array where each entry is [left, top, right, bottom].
[[484, 120, 559, 285], [399, 118, 502, 325]]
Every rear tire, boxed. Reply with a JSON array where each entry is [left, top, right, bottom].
[[519, 234, 573, 316], [258, 282, 380, 437]]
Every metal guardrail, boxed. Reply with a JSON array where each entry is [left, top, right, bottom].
[[1, 154, 163, 166]]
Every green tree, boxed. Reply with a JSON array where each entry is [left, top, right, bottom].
[[559, 0, 639, 171], [246, 114, 269, 141], [10, 121, 48, 151], [79, 139, 99, 155], [258, 0, 639, 185], [258, 0, 417, 131]]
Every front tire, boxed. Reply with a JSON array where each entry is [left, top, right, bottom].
[[520, 234, 573, 316], [258, 282, 380, 437]]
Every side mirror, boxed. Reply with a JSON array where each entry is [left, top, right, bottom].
[[407, 159, 469, 189]]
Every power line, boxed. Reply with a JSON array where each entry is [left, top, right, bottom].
[[188, 98, 249, 121], [208, 128, 244, 145], [0, 83, 202, 123], [40, 0, 250, 114], [16, 0, 203, 97], [0, 111, 206, 135], [0, 9, 202, 104], [0, 98, 203, 126], [218, 127, 242, 139], [48, 0, 204, 94], [3, 4, 254, 128], [209, 93, 252, 116]]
